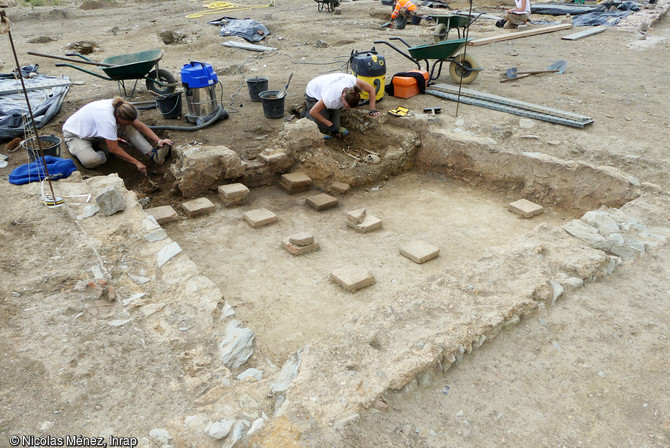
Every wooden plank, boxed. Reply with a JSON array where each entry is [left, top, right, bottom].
[[468, 23, 573, 46], [561, 26, 607, 41]]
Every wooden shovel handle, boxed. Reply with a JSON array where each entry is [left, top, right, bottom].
[[516, 68, 559, 75], [500, 69, 559, 83]]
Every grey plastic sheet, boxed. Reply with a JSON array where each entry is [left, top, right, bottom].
[[0, 67, 70, 141], [572, 10, 630, 26], [209, 17, 270, 42], [531, 1, 640, 27], [531, 4, 605, 15]]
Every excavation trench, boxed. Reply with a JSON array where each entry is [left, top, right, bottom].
[[157, 117, 641, 365]]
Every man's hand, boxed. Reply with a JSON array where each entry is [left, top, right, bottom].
[[369, 110, 381, 117], [136, 161, 147, 175], [157, 138, 173, 147]]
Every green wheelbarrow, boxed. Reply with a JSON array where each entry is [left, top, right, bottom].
[[28, 49, 177, 98], [315, 0, 339, 12], [430, 13, 481, 43], [374, 37, 482, 84]]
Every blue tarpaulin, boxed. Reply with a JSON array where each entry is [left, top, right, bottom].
[[9, 156, 77, 185]]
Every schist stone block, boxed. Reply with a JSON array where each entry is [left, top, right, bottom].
[[259, 151, 288, 165], [346, 208, 366, 224], [289, 232, 314, 246], [243, 208, 278, 228], [400, 240, 440, 264], [330, 181, 351, 194], [348, 214, 382, 233], [243, 159, 265, 170], [330, 265, 375, 292], [218, 183, 250, 207], [181, 198, 216, 217], [95, 186, 125, 216], [279, 172, 312, 194], [146, 205, 178, 225], [283, 238, 320, 255], [508, 199, 544, 218], [306, 193, 339, 211]]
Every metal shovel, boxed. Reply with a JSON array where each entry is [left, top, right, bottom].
[[501, 60, 567, 83], [276, 72, 293, 99]]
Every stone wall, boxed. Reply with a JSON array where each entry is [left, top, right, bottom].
[[417, 129, 645, 212]]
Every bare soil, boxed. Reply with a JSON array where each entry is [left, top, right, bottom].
[[347, 243, 670, 447], [1, 0, 669, 446]]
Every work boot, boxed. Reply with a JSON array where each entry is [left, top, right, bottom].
[[151, 144, 171, 165]]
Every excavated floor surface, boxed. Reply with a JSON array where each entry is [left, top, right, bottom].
[[166, 170, 571, 363]]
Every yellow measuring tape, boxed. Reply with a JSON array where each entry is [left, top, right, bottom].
[[186, 0, 274, 18]]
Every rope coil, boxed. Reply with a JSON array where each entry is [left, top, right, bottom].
[[0, 11, 12, 34], [186, 0, 274, 18]]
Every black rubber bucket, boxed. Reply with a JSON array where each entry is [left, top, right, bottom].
[[411, 15, 422, 25], [156, 92, 182, 119], [21, 135, 61, 162], [259, 90, 285, 119], [246, 77, 269, 102]]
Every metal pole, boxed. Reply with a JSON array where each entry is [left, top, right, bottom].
[[0, 10, 59, 205], [455, 0, 474, 117]]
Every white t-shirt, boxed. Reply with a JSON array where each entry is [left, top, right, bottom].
[[63, 99, 118, 141], [305, 73, 357, 110], [513, 0, 530, 14]]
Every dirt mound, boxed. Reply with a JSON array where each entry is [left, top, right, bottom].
[[79, 0, 115, 10]]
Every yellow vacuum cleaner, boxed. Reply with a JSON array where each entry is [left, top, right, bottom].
[[349, 48, 386, 102]]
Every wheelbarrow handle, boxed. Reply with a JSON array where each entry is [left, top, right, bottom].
[[389, 36, 412, 48], [467, 12, 483, 28], [374, 40, 422, 70], [65, 52, 96, 63], [27, 51, 113, 67], [55, 63, 113, 80]]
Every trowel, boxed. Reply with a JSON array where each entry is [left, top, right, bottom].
[[501, 60, 567, 83], [277, 72, 293, 99]]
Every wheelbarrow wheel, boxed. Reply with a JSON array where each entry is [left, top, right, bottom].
[[449, 53, 479, 84], [146, 69, 176, 95], [433, 23, 448, 42]]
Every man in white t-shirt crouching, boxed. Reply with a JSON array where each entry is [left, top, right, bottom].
[[304, 73, 381, 139], [62, 97, 173, 174]]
